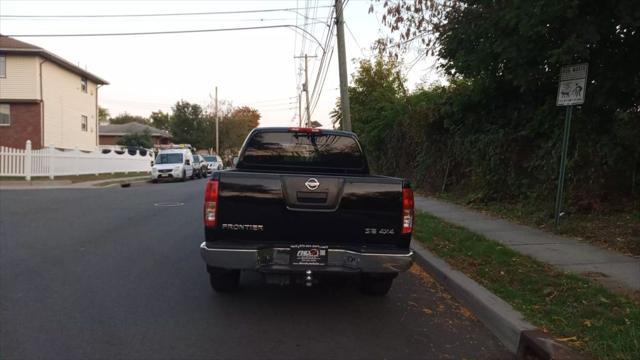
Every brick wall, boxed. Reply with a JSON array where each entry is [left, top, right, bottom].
[[99, 135, 119, 145], [0, 102, 42, 149]]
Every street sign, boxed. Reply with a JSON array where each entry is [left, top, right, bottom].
[[553, 63, 588, 227], [556, 63, 588, 106]]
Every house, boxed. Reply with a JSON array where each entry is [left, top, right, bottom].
[[0, 35, 108, 151], [99, 122, 172, 148]]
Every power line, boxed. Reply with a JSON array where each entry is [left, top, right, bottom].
[[1, 17, 302, 23], [6, 23, 327, 51], [241, 96, 297, 105], [310, 47, 334, 115], [308, 6, 336, 117], [345, 22, 365, 57], [0, 6, 333, 18]]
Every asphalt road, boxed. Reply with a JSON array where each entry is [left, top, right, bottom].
[[0, 179, 510, 360]]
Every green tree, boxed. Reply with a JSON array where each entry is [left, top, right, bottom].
[[372, 0, 640, 202], [218, 106, 261, 159], [333, 55, 406, 171], [150, 110, 171, 130], [110, 112, 149, 125], [170, 100, 206, 148], [116, 129, 153, 148], [329, 98, 342, 129], [98, 107, 110, 124]]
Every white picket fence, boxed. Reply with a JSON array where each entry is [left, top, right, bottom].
[[0, 140, 153, 180]]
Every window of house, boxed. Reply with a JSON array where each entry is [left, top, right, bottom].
[[0, 104, 10, 126], [0, 56, 6, 78], [81, 77, 87, 93], [81, 115, 88, 131]]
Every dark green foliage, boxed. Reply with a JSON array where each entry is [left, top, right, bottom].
[[356, 0, 640, 209], [109, 112, 149, 125], [149, 110, 171, 131], [116, 129, 153, 149], [169, 100, 205, 148]]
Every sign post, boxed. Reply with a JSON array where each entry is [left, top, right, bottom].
[[554, 63, 588, 227]]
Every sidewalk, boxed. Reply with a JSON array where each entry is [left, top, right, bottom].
[[415, 196, 640, 293]]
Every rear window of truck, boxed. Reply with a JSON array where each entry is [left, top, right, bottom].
[[239, 131, 367, 173]]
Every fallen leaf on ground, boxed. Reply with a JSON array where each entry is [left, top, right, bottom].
[[556, 336, 578, 342]]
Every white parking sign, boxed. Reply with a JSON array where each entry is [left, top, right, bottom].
[[557, 63, 588, 106]]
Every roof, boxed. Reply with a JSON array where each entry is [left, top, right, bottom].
[[252, 127, 356, 137], [158, 148, 191, 154], [0, 35, 109, 85], [99, 122, 172, 138]]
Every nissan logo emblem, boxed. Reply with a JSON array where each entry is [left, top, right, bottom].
[[305, 178, 320, 191]]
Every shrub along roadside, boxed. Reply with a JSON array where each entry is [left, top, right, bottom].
[[413, 211, 640, 359]]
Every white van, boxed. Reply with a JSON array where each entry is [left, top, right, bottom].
[[151, 149, 194, 182]]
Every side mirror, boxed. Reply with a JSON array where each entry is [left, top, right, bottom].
[[185, 160, 191, 166], [232, 157, 239, 166]]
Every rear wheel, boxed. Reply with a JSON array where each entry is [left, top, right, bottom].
[[360, 273, 395, 296], [181, 170, 186, 182], [207, 266, 240, 292]]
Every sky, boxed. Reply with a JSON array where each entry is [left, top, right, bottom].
[[0, 0, 441, 128]]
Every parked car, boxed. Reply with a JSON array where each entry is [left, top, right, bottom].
[[151, 148, 194, 182], [192, 154, 209, 178], [203, 155, 224, 173], [200, 127, 414, 295]]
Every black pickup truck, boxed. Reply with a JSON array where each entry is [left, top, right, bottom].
[[200, 127, 414, 295]]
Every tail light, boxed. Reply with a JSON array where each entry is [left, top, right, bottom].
[[204, 180, 219, 227], [402, 187, 414, 234], [288, 127, 321, 133]]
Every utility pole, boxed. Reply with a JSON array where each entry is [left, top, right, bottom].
[[214, 86, 219, 155], [294, 54, 317, 128], [335, 0, 351, 131], [298, 92, 302, 127], [304, 54, 312, 127]]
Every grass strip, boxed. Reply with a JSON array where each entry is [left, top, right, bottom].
[[414, 211, 640, 359]]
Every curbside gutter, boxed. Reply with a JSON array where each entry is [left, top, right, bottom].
[[411, 240, 585, 359], [0, 180, 72, 187], [0, 176, 151, 190]]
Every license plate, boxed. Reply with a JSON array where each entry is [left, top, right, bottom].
[[290, 245, 328, 266]]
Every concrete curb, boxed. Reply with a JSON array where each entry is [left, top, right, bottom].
[[0, 176, 150, 190], [411, 240, 585, 359], [0, 180, 72, 187], [84, 176, 150, 187]]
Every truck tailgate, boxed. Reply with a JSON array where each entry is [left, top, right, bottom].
[[211, 170, 407, 251]]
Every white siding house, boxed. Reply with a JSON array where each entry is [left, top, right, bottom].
[[0, 35, 108, 151]]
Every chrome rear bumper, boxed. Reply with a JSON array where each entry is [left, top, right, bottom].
[[200, 242, 413, 273]]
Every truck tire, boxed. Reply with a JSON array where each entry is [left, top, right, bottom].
[[207, 266, 240, 292], [360, 273, 395, 296], [181, 170, 186, 182]]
